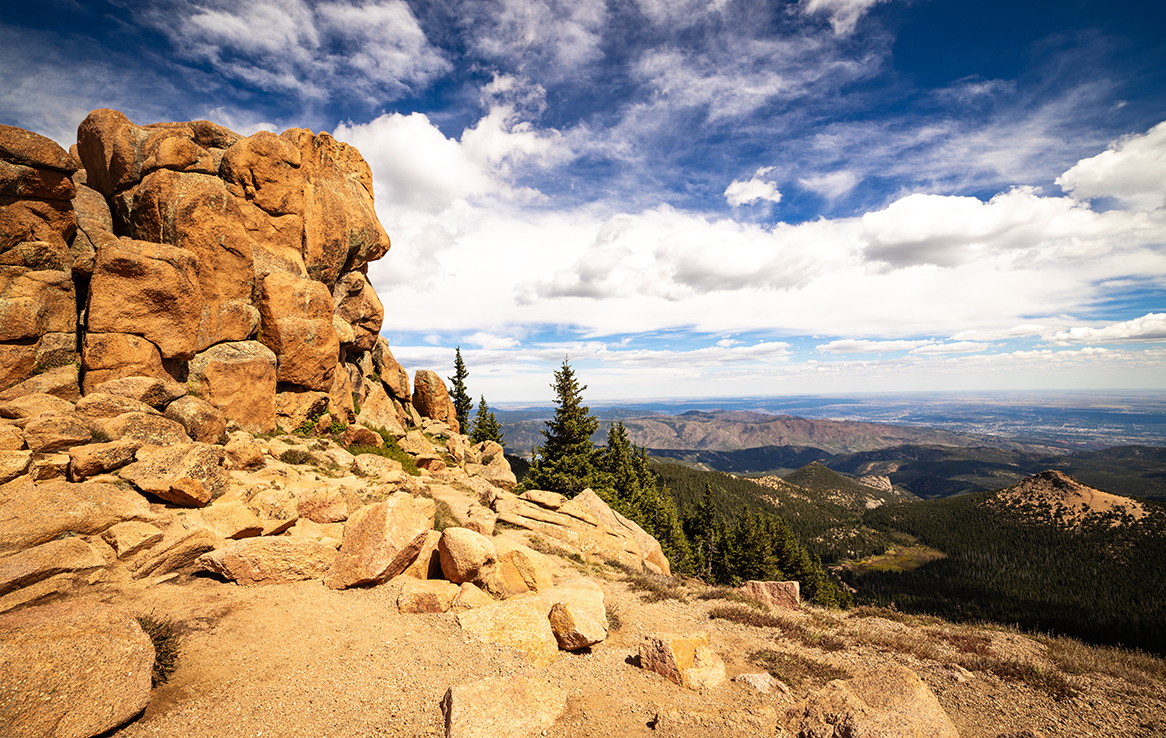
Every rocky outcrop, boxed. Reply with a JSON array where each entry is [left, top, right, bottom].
[[739, 580, 800, 611]]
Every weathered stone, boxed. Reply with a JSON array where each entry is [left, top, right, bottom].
[[451, 581, 495, 612], [105, 411, 191, 446], [397, 577, 460, 614], [574, 488, 669, 575], [332, 315, 355, 345], [734, 672, 789, 694], [492, 537, 553, 596], [101, 520, 165, 558], [287, 518, 345, 549], [118, 442, 227, 505], [781, 664, 959, 738], [0, 267, 76, 343], [295, 486, 349, 524], [131, 526, 219, 578], [343, 425, 383, 448], [76, 108, 148, 196], [0, 199, 75, 260], [75, 391, 159, 419], [521, 489, 568, 510], [0, 449, 32, 483], [68, 439, 140, 480], [0, 480, 152, 555], [243, 485, 300, 536], [438, 527, 498, 586], [30, 452, 69, 480], [0, 422, 23, 451], [0, 363, 79, 401], [332, 271, 383, 351], [0, 600, 153, 738], [456, 597, 559, 667], [400, 529, 443, 580], [224, 431, 266, 470], [0, 392, 74, 419], [324, 493, 430, 589], [0, 123, 78, 174], [256, 271, 338, 391], [164, 395, 228, 444], [639, 632, 726, 690], [91, 375, 187, 409], [739, 580, 800, 611], [87, 238, 201, 360], [274, 390, 329, 433], [412, 369, 459, 433], [219, 129, 303, 215], [200, 500, 264, 539], [197, 537, 335, 586], [187, 341, 277, 433], [352, 453, 403, 480], [0, 159, 76, 200], [468, 440, 517, 491], [442, 675, 567, 738], [356, 381, 406, 437], [81, 332, 168, 392], [0, 537, 105, 597], [22, 411, 94, 453], [541, 579, 608, 651]]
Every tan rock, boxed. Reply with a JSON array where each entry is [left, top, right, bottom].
[[438, 527, 498, 586], [521, 489, 568, 510], [352, 453, 403, 480], [0, 421, 23, 450], [31, 451, 71, 480], [0, 201, 75, 264], [75, 391, 159, 419], [220, 130, 303, 215], [739, 580, 800, 611], [224, 432, 266, 470], [68, 439, 139, 480], [324, 493, 430, 589], [91, 375, 187, 409], [0, 363, 80, 401], [0, 479, 151, 555], [0, 600, 153, 738], [0, 449, 32, 483], [356, 381, 406, 437], [574, 488, 670, 576], [81, 332, 168, 392], [782, 664, 959, 738], [131, 526, 219, 578], [256, 271, 338, 391], [105, 411, 191, 446], [275, 390, 329, 433], [397, 577, 460, 614], [21, 411, 94, 453], [494, 537, 554, 594], [197, 537, 335, 586], [0, 341, 35, 393], [371, 337, 409, 399], [295, 486, 349, 524], [0, 392, 74, 419], [0, 159, 76, 201], [0, 536, 105, 597], [0, 123, 78, 174], [734, 672, 789, 694], [343, 425, 383, 448], [543, 581, 608, 650], [118, 442, 227, 505], [412, 369, 459, 432], [164, 395, 228, 444], [400, 529, 443, 580], [243, 485, 300, 535], [76, 108, 147, 196], [187, 341, 277, 433], [639, 632, 726, 690], [287, 518, 345, 549], [0, 267, 76, 342], [101, 521, 165, 558], [456, 597, 559, 667], [87, 238, 201, 360], [451, 581, 495, 612], [200, 500, 264, 539], [332, 271, 383, 351], [442, 675, 567, 738]]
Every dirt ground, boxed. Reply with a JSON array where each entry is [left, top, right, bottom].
[[87, 556, 1166, 738]]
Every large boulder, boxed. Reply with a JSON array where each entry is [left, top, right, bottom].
[[540, 579, 608, 651], [324, 493, 430, 589], [197, 537, 336, 586], [781, 664, 959, 738], [0, 601, 154, 738], [412, 369, 458, 433], [371, 336, 409, 399], [187, 341, 277, 433], [256, 271, 339, 391], [0, 479, 152, 555], [438, 527, 498, 587], [441, 676, 567, 738], [739, 580, 800, 611], [164, 395, 228, 444], [81, 333, 169, 392], [456, 597, 559, 667], [332, 271, 383, 351], [117, 442, 228, 506], [0, 536, 105, 597]]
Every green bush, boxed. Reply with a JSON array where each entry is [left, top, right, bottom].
[[349, 437, 420, 476], [136, 615, 181, 687], [280, 448, 315, 465]]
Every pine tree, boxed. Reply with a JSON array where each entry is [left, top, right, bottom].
[[469, 396, 505, 445], [520, 358, 601, 497], [448, 347, 472, 432]]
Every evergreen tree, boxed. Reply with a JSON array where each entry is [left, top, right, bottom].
[[469, 396, 505, 445], [448, 347, 473, 432], [520, 358, 601, 497]]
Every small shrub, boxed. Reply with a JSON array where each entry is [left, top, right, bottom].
[[350, 439, 420, 476], [622, 569, 687, 603], [136, 615, 181, 687], [279, 448, 315, 466], [296, 410, 326, 436], [330, 419, 346, 435], [433, 500, 458, 532], [90, 427, 111, 443], [351, 392, 361, 416], [606, 602, 623, 631]]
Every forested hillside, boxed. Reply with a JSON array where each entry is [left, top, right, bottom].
[[854, 473, 1166, 655]]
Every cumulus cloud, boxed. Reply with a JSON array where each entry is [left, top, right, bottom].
[[817, 339, 932, 354], [910, 341, 991, 355], [799, 0, 886, 35], [1046, 313, 1166, 345], [725, 167, 782, 207], [1057, 121, 1166, 211]]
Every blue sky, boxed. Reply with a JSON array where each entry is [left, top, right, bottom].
[[3, 0, 1165, 402]]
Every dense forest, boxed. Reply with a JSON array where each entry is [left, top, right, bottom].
[[854, 490, 1166, 655]]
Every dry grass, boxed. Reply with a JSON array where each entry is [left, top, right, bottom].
[[696, 586, 769, 611], [137, 615, 181, 687], [749, 649, 850, 689], [849, 605, 943, 627], [1038, 633, 1166, 688], [708, 604, 846, 651], [606, 559, 688, 602]]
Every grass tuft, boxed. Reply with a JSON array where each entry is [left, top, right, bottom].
[[136, 615, 181, 687], [749, 649, 850, 688], [349, 435, 420, 476], [697, 586, 769, 611], [279, 448, 315, 466]]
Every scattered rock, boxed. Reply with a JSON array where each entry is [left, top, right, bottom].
[[118, 442, 228, 506], [104, 411, 191, 446], [738, 580, 800, 611], [21, 411, 94, 453], [397, 577, 460, 614], [197, 537, 336, 586], [639, 631, 726, 690], [438, 527, 498, 586], [544, 580, 608, 650], [68, 439, 140, 480], [164, 395, 228, 444], [324, 493, 431, 589], [441, 675, 567, 738], [131, 526, 218, 579]]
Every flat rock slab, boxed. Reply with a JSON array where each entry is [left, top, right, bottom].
[[0, 536, 105, 597], [198, 537, 336, 586], [0, 479, 152, 555], [442, 675, 567, 738], [324, 493, 430, 589], [456, 597, 558, 667], [0, 600, 154, 738]]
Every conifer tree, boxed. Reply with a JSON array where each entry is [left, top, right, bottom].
[[448, 347, 472, 432], [469, 396, 505, 445], [520, 358, 601, 497]]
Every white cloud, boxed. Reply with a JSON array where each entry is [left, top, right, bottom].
[[950, 324, 1050, 342], [799, 0, 886, 35], [459, 0, 607, 80], [1057, 121, 1166, 211], [798, 171, 859, 202], [910, 341, 991, 355], [817, 339, 932, 354], [725, 167, 782, 207], [1046, 313, 1166, 345]]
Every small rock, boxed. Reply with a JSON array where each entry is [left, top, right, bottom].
[[397, 577, 460, 614], [101, 521, 165, 558], [739, 580, 800, 611], [639, 631, 726, 690], [442, 675, 567, 738], [734, 672, 789, 694]]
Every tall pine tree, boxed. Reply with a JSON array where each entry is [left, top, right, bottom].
[[448, 347, 472, 432], [469, 396, 505, 445], [520, 358, 600, 497]]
